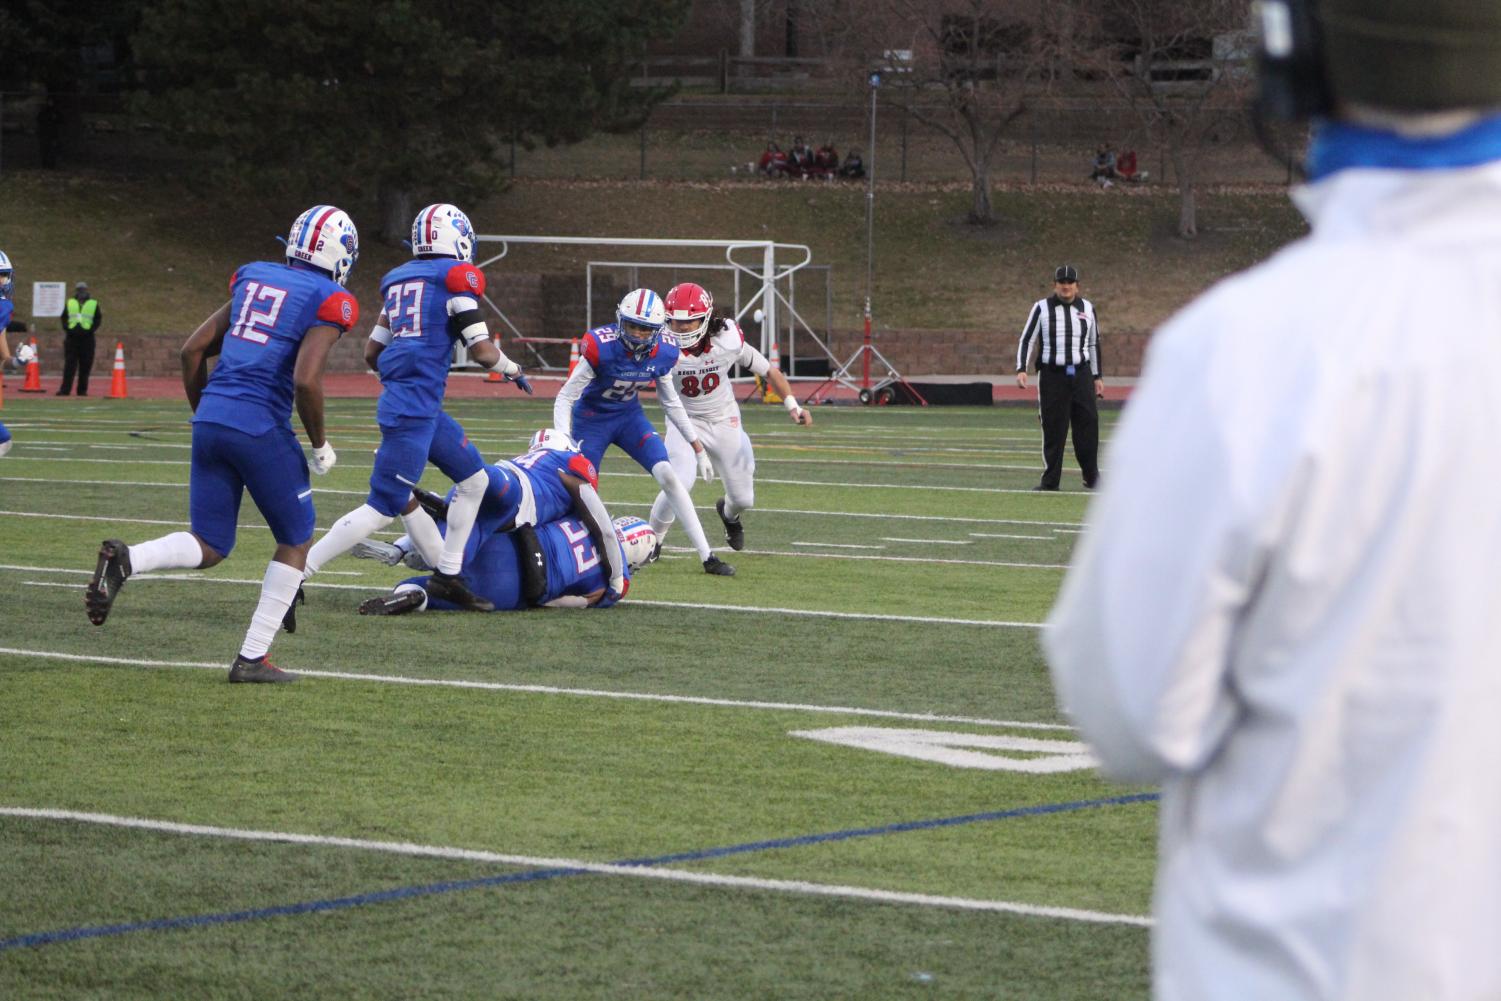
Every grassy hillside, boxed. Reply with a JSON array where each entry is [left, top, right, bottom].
[[0, 168, 1307, 339]]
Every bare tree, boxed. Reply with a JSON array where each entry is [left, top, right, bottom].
[[813, 0, 1048, 225], [1076, 0, 1253, 237]]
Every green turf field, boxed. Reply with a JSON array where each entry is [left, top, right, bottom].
[[0, 396, 1156, 1000]]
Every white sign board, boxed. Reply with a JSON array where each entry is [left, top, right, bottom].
[[32, 282, 67, 319]]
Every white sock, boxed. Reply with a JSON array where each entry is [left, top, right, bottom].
[[722, 495, 749, 521], [304, 504, 392, 579], [653, 461, 711, 561], [402, 507, 446, 571], [437, 470, 488, 576], [128, 531, 204, 574], [647, 489, 675, 542], [0, 440, 11, 457], [239, 560, 303, 661]]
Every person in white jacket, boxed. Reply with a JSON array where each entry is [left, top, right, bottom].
[[1045, 2, 1501, 999]]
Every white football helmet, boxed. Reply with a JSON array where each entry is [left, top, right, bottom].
[[613, 516, 658, 572], [284, 206, 359, 286], [528, 428, 580, 453], [0, 250, 13, 300], [616, 288, 665, 357], [412, 203, 475, 262]]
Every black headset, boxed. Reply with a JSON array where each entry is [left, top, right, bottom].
[[1253, 0, 1331, 122]]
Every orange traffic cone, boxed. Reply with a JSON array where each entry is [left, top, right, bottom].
[[20, 337, 42, 393], [762, 341, 783, 404], [485, 333, 504, 382], [567, 338, 580, 375], [107, 342, 128, 399]]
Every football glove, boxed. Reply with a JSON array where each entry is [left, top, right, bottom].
[[13, 342, 36, 366], [310, 441, 337, 475], [695, 448, 715, 483], [598, 576, 629, 608], [509, 371, 534, 396]]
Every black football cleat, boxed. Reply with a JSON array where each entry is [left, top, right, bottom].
[[715, 498, 745, 551], [645, 542, 662, 565], [413, 486, 450, 522], [85, 539, 132, 626], [426, 571, 494, 611], [358, 589, 427, 616], [703, 555, 736, 577], [282, 585, 305, 633], [227, 654, 298, 684], [1030, 483, 1059, 492]]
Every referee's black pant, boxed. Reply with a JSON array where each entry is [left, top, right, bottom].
[[1036, 365, 1099, 490]]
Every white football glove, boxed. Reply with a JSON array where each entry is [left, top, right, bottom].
[[310, 441, 337, 475], [14, 342, 36, 366], [695, 448, 715, 483]]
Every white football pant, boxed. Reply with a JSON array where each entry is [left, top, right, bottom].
[[649, 418, 756, 542]]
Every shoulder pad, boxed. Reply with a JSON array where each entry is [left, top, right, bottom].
[[316, 291, 359, 332], [445, 263, 486, 296], [582, 331, 602, 368], [567, 453, 599, 489], [229, 267, 243, 296]]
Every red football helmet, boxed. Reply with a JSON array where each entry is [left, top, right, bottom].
[[664, 282, 713, 349]]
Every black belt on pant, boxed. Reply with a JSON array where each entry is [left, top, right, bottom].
[[1038, 363, 1089, 374]]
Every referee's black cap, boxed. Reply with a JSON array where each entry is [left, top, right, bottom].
[[1054, 264, 1079, 283]]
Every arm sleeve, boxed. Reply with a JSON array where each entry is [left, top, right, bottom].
[[1088, 304, 1102, 378], [1044, 324, 1254, 783], [654, 374, 698, 444], [572, 482, 624, 588], [738, 344, 772, 377], [1017, 302, 1042, 372], [552, 357, 594, 437]]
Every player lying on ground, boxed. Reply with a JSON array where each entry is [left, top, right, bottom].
[[357, 515, 657, 614], [647, 282, 812, 554], [352, 428, 628, 604], [83, 205, 359, 683], [302, 202, 531, 612], [553, 288, 735, 576]]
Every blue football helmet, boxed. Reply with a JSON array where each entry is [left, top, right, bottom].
[[0, 250, 13, 300], [284, 206, 358, 286], [412, 203, 475, 263], [616, 288, 665, 358]]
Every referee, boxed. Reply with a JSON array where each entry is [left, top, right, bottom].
[[1015, 264, 1103, 491]]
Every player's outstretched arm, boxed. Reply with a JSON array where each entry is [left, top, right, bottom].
[[741, 343, 810, 424], [294, 324, 344, 472], [180, 301, 233, 411], [566, 477, 626, 592], [364, 310, 393, 371], [552, 358, 594, 438]]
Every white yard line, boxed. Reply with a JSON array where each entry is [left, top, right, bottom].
[[881, 537, 970, 545], [1, 564, 1051, 622], [0, 807, 1148, 926], [968, 532, 1053, 541], [0, 646, 1066, 729], [790, 541, 887, 550]]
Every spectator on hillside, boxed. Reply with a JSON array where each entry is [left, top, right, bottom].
[[757, 141, 789, 177], [839, 149, 866, 180], [814, 140, 839, 176], [788, 136, 815, 177], [1091, 144, 1121, 187]]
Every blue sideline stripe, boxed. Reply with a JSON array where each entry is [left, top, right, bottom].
[[0, 792, 1158, 952], [615, 792, 1160, 867]]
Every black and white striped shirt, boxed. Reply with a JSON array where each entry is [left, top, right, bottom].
[[1016, 295, 1101, 376]]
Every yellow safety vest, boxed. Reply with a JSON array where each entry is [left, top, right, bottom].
[[66, 297, 98, 331]]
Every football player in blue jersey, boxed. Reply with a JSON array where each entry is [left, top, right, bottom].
[[353, 428, 629, 603], [0, 251, 37, 457], [83, 206, 360, 683], [553, 288, 734, 576], [302, 202, 532, 612], [356, 515, 657, 614]]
